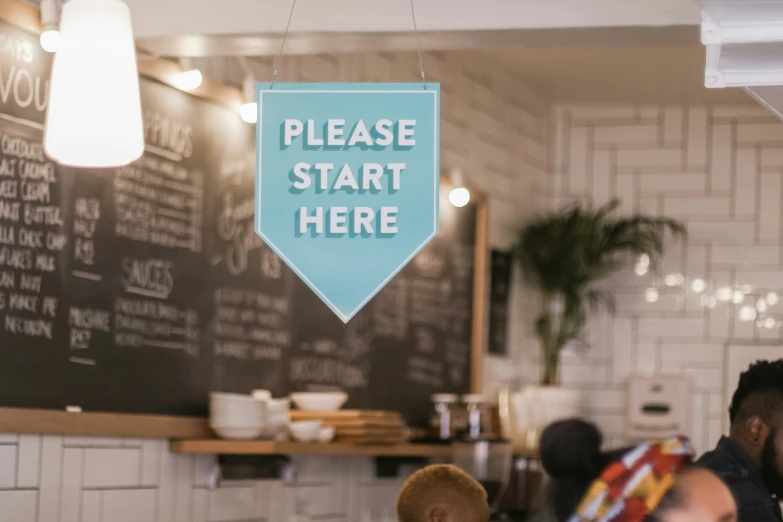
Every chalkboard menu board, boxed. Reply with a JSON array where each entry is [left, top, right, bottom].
[[488, 250, 512, 356], [0, 19, 482, 427]]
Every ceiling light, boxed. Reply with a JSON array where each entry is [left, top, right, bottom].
[[239, 74, 257, 124], [645, 288, 660, 304], [44, 0, 143, 168], [173, 58, 202, 91], [448, 170, 470, 208], [701, 294, 717, 309], [757, 299, 769, 313], [731, 290, 745, 304], [767, 291, 779, 306], [40, 0, 60, 53], [634, 263, 649, 276]]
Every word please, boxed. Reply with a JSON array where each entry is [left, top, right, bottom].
[[284, 119, 416, 147], [298, 206, 397, 236]]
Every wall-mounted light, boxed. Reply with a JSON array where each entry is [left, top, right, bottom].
[[172, 58, 202, 91], [39, 0, 60, 53], [239, 74, 257, 124], [44, 0, 144, 168], [448, 170, 470, 208]]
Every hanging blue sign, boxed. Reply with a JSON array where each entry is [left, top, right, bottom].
[[255, 83, 440, 323]]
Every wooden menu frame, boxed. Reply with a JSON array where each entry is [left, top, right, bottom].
[[0, 0, 488, 437]]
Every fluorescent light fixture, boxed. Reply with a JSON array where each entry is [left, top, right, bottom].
[[44, 0, 144, 168]]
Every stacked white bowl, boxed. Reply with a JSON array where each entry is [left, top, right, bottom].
[[262, 398, 291, 440], [209, 392, 266, 440]]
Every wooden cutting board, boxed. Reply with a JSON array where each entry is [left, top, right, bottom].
[[336, 435, 409, 445], [333, 426, 408, 436], [291, 410, 402, 420]]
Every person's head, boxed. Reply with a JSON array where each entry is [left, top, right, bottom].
[[728, 359, 783, 497], [540, 419, 736, 522], [397, 464, 490, 522]]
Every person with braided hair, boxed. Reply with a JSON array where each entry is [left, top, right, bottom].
[[540, 419, 736, 522], [699, 359, 783, 522]]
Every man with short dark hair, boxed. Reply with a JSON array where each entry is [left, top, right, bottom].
[[698, 359, 783, 522], [397, 464, 490, 522]]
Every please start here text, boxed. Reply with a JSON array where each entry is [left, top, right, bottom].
[[283, 118, 416, 238]]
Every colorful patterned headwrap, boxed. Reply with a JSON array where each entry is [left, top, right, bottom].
[[567, 436, 695, 522]]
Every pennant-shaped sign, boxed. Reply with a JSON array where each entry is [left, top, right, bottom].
[[255, 83, 440, 322]]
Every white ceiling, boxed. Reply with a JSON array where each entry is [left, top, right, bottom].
[[127, 0, 700, 37], [121, 0, 756, 106], [128, 0, 701, 56]]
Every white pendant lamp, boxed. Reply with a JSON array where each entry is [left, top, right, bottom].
[[44, 0, 144, 168]]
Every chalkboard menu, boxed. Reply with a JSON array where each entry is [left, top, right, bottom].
[[488, 250, 512, 356], [0, 19, 481, 427]]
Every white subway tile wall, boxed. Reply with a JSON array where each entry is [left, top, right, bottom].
[[0, 52, 548, 522], [0, 434, 419, 522], [550, 104, 783, 451]]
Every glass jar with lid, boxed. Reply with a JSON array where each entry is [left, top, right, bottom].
[[461, 394, 496, 440], [430, 393, 459, 441]]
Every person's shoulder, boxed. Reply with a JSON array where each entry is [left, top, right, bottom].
[[696, 448, 745, 482], [737, 501, 782, 522], [717, 478, 780, 521]]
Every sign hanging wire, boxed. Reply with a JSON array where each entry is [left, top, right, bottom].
[[270, 0, 298, 89], [271, 0, 427, 89], [409, 0, 427, 89]]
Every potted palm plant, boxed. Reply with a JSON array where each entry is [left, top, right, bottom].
[[512, 199, 685, 426]]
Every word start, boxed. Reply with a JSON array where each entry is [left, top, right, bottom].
[[284, 118, 415, 237]]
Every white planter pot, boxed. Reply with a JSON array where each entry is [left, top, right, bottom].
[[510, 386, 584, 435]]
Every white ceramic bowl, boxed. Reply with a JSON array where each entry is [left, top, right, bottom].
[[290, 392, 348, 412], [252, 389, 272, 401], [210, 404, 265, 414], [210, 391, 257, 402], [210, 425, 263, 440], [289, 421, 322, 442], [318, 426, 336, 443]]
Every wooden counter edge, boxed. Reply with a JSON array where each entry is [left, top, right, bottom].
[[169, 439, 454, 458], [0, 407, 212, 438]]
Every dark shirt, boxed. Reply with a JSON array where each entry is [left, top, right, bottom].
[[698, 436, 783, 522]]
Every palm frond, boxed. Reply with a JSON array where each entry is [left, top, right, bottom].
[[514, 198, 685, 384]]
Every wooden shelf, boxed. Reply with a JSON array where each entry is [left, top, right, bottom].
[[0, 407, 212, 438], [169, 439, 453, 458]]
